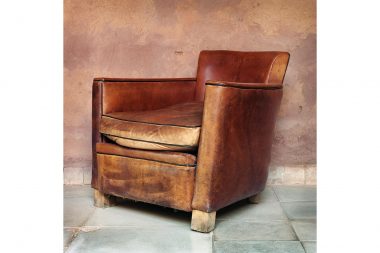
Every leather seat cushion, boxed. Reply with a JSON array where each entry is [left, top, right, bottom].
[[100, 102, 203, 151]]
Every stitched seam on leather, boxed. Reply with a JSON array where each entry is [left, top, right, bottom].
[[97, 153, 196, 167], [102, 133, 197, 148], [102, 115, 201, 128], [205, 83, 282, 90]]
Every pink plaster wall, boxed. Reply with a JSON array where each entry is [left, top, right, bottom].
[[64, 0, 316, 184]]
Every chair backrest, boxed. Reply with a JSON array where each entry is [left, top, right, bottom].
[[194, 50, 290, 101]]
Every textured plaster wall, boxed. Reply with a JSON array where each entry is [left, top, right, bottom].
[[64, 0, 316, 184]]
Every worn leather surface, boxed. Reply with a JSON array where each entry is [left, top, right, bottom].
[[96, 142, 197, 166], [104, 102, 202, 126], [92, 78, 197, 189], [192, 83, 284, 212], [97, 153, 195, 211], [100, 102, 203, 151], [195, 50, 289, 100], [102, 79, 196, 114]]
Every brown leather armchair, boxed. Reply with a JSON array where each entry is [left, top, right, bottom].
[[92, 50, 290, 232]]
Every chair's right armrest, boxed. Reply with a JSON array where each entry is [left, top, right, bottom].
[[192, 81, 283, 212], [91, 77, 197, 189]]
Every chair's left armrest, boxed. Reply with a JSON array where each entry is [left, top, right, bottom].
[[192, 81, 283, 212]]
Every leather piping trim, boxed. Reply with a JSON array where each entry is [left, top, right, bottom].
[[101, 133, 197, 148], [97, 153, 196, 167], [206, 83, 283, 90], [265, 54, 281, 83], [265, 53, 290, 83], [102, 115, 201, 128]]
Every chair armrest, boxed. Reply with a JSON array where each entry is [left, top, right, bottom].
[[192, 82, 283, 212], [91, 77, 196, 189]]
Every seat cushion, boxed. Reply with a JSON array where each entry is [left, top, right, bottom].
[[100, 102, 203, 151]]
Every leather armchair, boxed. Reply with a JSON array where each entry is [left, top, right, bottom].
[[92, 50, 290, 232]]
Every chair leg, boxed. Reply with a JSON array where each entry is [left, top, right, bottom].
[[191, 210, 216, 233], [94, 189, 115, 208], [248, 193, 261, 204]]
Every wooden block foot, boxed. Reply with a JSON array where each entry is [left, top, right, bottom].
[[191, 210, 216, 233], [94, 189, 115, 208], [248, 193, 261, 204]]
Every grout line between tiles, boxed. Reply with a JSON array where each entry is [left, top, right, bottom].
[[300, 240, 307, 253], [272, 186, 281, 202], [213, 238, 301, 242], [211, 231, 215, 253], [289, 221, 302, 244], [64, 228, 80, 252], [78, 225, 191, 229], [216, 218, 290, 222]]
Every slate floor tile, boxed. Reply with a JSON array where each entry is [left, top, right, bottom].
[[281, 202, 316, 220], [259, 187, 279, 202], [214, 241, 305, 253], [217, 201, 288, 221], [64, 185, 93, 198], [66, 227, 212, 253], [274, 186, 316, 202], [292, 220, 317, 241], [302, 241, 316, 253], [64, 197, 95, 227], [214, 220, 297, 241]]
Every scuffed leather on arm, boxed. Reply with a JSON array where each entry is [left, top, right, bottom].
[[191, 82, 283, 212]]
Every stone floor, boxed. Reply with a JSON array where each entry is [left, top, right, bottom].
[[64, 185, 316, 253]]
